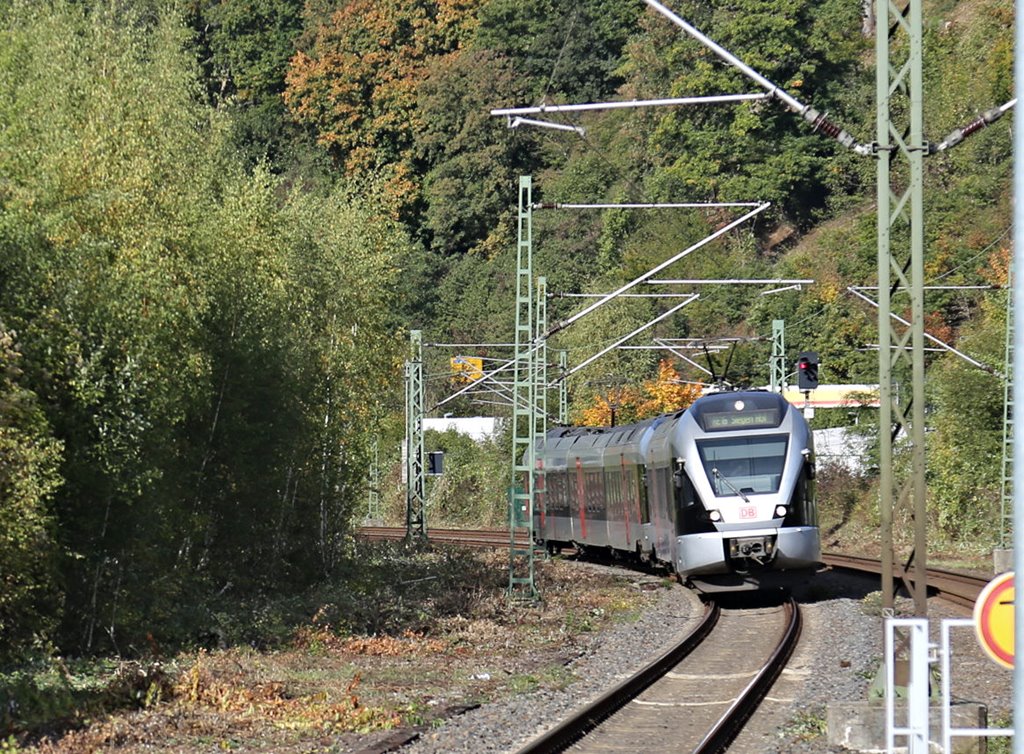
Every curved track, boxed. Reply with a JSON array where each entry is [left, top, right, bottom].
[[821, 552, 989, 609], [518, 598, 801, 754], [358, 526, 808, 752], [360, 525, 516, 548], [357, 528, 991, 610]]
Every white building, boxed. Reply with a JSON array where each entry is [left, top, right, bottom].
[[423, 416, 501, 442]]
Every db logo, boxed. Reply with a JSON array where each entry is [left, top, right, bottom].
[[739, 506, 758, 520]]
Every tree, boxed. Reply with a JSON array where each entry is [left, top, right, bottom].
[[576, 359, 701, 426], [0, 0, 407, 656], [621, 0, 867, 227], [191, 0, 308, 169], [0, 325, 63, 662], [926, 249, 1009, 537], [636, 360, 703, 417], [415, 49, 540, 256], [473, 0, 641, 104], [285, 0, 484, 209]]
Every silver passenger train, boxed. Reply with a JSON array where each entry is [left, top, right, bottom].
[[535, 390, 821, 591]]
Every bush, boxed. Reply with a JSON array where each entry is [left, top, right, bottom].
[[0, 325, 63, 665]]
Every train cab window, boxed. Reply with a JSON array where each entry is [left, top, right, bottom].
[[697, 435, 788, 496], [787, 456, 818, 526], [675, 469, 716, 535]]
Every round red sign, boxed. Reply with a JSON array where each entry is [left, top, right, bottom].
[[973, 571, 1014, 670]]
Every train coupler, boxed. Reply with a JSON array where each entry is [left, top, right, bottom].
[[728, 535, 776, 565]]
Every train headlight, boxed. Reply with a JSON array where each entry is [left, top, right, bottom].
[[775, 505, 788, 518], [708, 510, 722, 522]]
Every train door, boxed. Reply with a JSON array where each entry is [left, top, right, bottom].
[[634, 416, 665, 560], [636, 463, 654, 557], [644, 414, 682, 566]]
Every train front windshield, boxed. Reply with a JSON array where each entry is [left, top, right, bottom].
[[697, 435, 788, 496]]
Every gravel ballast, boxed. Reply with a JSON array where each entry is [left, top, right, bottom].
[[402, 563, 1012, 754]]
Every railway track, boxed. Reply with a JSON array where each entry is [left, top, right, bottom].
[[821, 552, 990, 609], [358, 527, 992, 608], [357, 526, 994, 752], [359, 525, 805, 752], [359, 525, 517, 548], [518, 598, 801, 754]]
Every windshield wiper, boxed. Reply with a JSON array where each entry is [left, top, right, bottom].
[[712, 468, 750, 502]]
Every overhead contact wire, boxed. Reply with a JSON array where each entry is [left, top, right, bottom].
[[642, 0, 874, 156]]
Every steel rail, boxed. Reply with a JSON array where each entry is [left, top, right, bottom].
[[359, 526, 521, 549], [358, 532, 990, 610], [692, 597, 802, 754], [515, 601, 721, 754], [822, 552, 989, 609], [359, 526, 807, 752]]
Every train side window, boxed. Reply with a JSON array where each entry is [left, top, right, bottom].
[[550, 472, 561, 511], [672, 460, 689, 507], [627, 466, 639, 517]]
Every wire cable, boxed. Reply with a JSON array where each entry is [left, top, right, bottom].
[[540, 6, 580, 105], [928, 225, 1011, 285]]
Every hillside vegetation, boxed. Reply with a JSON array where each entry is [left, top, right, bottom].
[[0, 0, 1013, 674]]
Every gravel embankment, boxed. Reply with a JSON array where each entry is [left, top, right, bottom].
[[402, 564, 1012, 754], [405, 562, 705, 754]]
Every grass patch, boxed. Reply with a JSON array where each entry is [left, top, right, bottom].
[[1, 656, 176, 741], [6, 543, 654, 752], [782, 707, 828, 741], [986, 713, 1013, 754]]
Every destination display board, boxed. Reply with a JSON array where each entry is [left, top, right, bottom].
[[704, 408, 779, 431]]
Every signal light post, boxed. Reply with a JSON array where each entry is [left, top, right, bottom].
[[797, 351, 820, 391]]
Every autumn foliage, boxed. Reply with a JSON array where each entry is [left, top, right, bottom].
[[284, 0, 483, 206], [577, 361, 702, 426]]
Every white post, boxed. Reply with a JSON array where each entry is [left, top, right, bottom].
[[942, 618, 1015, 750], [886, 618, 931, 752], [1013, 0, 1024, 739]]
